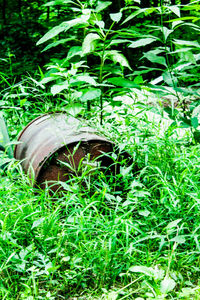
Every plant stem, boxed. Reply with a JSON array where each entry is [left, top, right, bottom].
[[99, 21, 115, 125], [160, 5, 181, 107], [99, 46, 105, 125]]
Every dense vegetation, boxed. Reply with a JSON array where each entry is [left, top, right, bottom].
[[0, 0, 200, 299]]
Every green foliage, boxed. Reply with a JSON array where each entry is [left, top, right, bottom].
[[0, 0, 200, 298], [1, 97, 200, 298], [35, 0, 200, 134], [36, 0, 135, 123]]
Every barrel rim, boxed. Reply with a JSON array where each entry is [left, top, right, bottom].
[[14, 112, 78, 157]]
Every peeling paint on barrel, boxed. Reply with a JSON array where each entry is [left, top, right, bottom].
[[14, 113, 114, 191]]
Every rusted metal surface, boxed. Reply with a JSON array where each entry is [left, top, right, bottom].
[[14, 113, 114, 190], [37, 141, 113, 192]]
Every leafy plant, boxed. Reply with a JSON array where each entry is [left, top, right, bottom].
[[123, 3, 200, 139], [36, 0, 138, 123]]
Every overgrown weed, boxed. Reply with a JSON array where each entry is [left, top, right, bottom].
[[1, 99, 200, 299]]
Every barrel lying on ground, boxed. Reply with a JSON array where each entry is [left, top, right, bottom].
[[14, 113, 122, 192]]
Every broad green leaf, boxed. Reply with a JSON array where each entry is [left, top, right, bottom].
[[105, 50, 132, 69], [166, 219, 182, 230], [129, 38, 156, 48], [171, 20, 183, 29], [43, 0, 73, 6], [170, 47, 193, 54], [168, 5, 180, 17], [122, 8, 146, 24], [169, 16, 199, 23], [37, 22, 68, 45], [67, 46, 82, 60], [162, 27, 173, 41], [94, 20, 105, 28], [120, 165, 132, 176], [182, 4, 200, 11], [134, 75, 143, 84], [0, 112, 13, 158], [163, 71, 177, 86], [37, 17, 88, 45], [107, 292, 118, 300], [110, 12, 122, 23], [82, 33, 101, 55], [143, 52, 167, 67], [170, 236, 186, 244], [139, 210, 150, 217], [95, 1, 112, 12], [40, 77, 56, 85], [122, 200, 134, 207], [129, 266, 154, 277], [192, 105, 200, 119], [131, 180, 144, 188], [41, 38, 75, 52], [31, 218, 45, 230], [173, 39, 200, 48], [134, 191, 150, 197], [191, 105, 200, 129], [181, 51, 196, 64], [107, 77, 140, 89], [51, 81, 69, 95], [160, 277, 176, 294], [65, 103, 83, 117], [80, 88, 101, 101], [110, 39, 131, 46], [70, 75, 97, 86]]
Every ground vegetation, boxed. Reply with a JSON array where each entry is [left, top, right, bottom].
[[0, 0, 200, 298]]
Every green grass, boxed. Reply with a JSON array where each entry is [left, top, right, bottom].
[[1, 85, 200, 299]]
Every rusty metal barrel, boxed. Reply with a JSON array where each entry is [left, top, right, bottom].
[[14, 112, 114, 191]]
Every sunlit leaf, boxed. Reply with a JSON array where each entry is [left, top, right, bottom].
[[0, 112, 13, 158], [65, 103, 83, 117], [51, 81, 69, 95], [160, 276, 176, 294], [67, 46, 82, 60], [110, 39, 131, 46], [129, 37, 156, 48], [110, 12, 122, 23], [143, 52, 167, 67], [173, 39, 200, 47], [41, 38, 75, 52], [129, 265, 154, 277], [37, 17, 88, 45], [166, 219, 182, 230], [31, 218, 45, 230], [70, 75, 97, 86], [170, 236, 186, 244], [43, 0, 73, 6], [162, 27, 173, 41], [82, 33, 101, 55], [37, 22, 69, 45], [139, 210, 150, 217], [163, 71, 177, 86], [168, 5, 180, 17], [191, 105, 200, 129], [95, 1, 112, 12], [122, 8, 146, 24], [80, 88, 101, 101], [94, 20, 105, 28], [107, 77, 140, 89], [105, 50, 132, 69]]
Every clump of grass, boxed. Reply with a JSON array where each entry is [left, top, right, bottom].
[[1, 91, 200, 299]]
